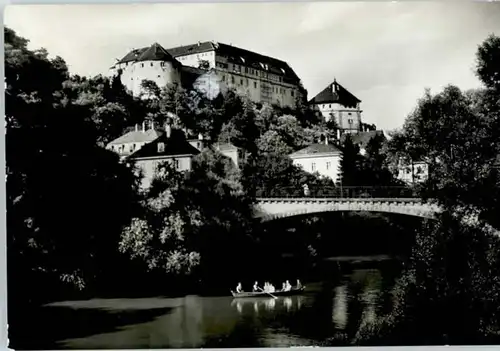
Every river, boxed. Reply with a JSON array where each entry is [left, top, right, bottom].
[[16, 257, 400, 349]]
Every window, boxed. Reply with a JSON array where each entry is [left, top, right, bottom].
[[150, 62, 154, 67], [157, 75, 161, 78], [348, 119, 353, 124], [329, 104, 331, 108], [246, 78, 248, 86], [348, 112, 352, 116], [157, 142, 165, 153], [326, 162, 331, 170], [312, 163, 316, 172], [141, 63, 144, 68], [222, 75, 226, 81], [291, 90, 294, 97], [231, 76, 235, 84], [245, 67, 248, 73], [254, 81, 257, 88], [174, 159, 180, 169], [240, 79, 243, 85]]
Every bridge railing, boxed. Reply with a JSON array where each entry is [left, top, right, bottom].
[[255, 185, 420, 199]]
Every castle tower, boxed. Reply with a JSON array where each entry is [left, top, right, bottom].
[[131, 43, 182, 97]]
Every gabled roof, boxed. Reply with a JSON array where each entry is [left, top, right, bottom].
[[290, 143, 342, 158], [166, 41, 217, 57], [340, 130, 385, 149], [309, 80, 361, 108], [137, 43, 179, 64], [107, 129, 162, 145], [129, 129, 201, 159], [117, 47, 147, 64]]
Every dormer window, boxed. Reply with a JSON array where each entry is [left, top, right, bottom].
[[157, 142, 165, 153], [141, 63, 144, 68]]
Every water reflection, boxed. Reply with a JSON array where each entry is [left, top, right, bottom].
[[231, 295, 305, 315], [25, 265, 396, 349], [332, 286, 348, 330]]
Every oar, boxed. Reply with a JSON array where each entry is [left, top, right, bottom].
[[258, 287, 277, 299]]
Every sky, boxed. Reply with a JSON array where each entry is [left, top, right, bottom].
[[4, 2, 500, 131]]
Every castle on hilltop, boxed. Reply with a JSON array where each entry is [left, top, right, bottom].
[[109, 41, 366, 134], [109, 41, 304, 108]]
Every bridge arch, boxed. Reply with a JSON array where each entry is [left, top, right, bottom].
[[254, 198, 441, 222]]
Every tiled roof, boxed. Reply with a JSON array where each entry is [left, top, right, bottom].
[[166, 41, 217, 57], [107, 129, 162, 145], [129, 129, 201, 159], [309, 80, 361, 108], [117, 47, 147, 64], [137, 43, 179, 65], [290, 143, 342, 157], [340, 130, 385, 149]]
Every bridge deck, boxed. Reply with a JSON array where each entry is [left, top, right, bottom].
[[256, 198, 424, 203]]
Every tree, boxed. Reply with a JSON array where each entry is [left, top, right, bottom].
[[360, 133, 399, 186], [6, 27, 141, 308], [476, 34, 500, 91], [357, 34, 500, 345], [119, 148, 256, 289], [338, 135, 363, 186]]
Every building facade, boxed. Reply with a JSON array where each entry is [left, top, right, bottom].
[[310, 79, 363, 135], [128, 125, 201, 188], [289, 142, 343, 182], [110, 41, 304, 108]]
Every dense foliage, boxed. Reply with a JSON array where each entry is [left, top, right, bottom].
[[355, 34, 500, 345], [5, 27, 142, 307]]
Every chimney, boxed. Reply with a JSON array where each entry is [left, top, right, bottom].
[[135, 124, 138, 132], [198, 41, 201, 46], [142, 121, 146, 132], [164, 118, 172, 138]]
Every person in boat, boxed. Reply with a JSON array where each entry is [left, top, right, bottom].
[[269, 284, 276, 293], [253, 281, 260, 292], [282, 282, 286, 291], [284, 280, 292, 291], [236, 282, 243, 293], [296, 279, 302, 289]]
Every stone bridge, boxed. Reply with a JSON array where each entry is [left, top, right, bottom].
[[254, 197, 441, 222], [253, 186, 440, 222]]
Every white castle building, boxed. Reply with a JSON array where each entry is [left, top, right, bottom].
[[109, 41, 306, 108]]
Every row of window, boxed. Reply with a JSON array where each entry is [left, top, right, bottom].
[[215, 61, 285, 83], [178, 52, 213, 61], [220, 74, 295, 97], [138, 61, 169, 68], [156, 158, 180, 171], [111, 143, 139, 154], [311, 161, 332, 172]]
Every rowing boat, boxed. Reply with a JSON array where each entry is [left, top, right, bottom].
[[231, 286, 306, 298]]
